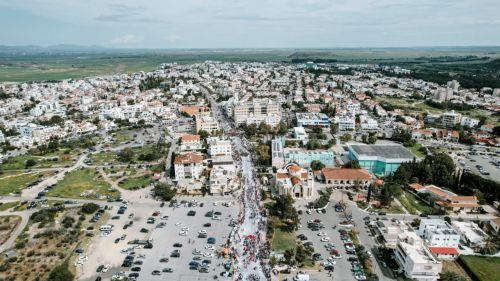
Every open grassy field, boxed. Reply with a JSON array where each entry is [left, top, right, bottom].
[[1, 47, 500, 85], [46, 168, 118, 200], [0, 201, 20, 212], [271, 228, 296, 252], [0, 172, 44, 196], [370, 202, 404, 214], [460, 256, 500, 281], [117, 174, 153, 190], [398, 190, 439, 215], [442, 261, 472, 281], [90, 145, 160, 165], [0, 150, 77, 170]]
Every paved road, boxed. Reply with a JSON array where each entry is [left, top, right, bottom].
[[0, 210, 32, 252]]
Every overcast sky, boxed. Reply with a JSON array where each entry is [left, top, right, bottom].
[[1, 0, 499, 48]]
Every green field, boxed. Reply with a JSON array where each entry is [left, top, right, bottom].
[[1, 47, 500, 88], [47, 168, 118, 199], [118, 174, 153, 190], [90, 145, 160, 165], [0, 201, 20, 211], [460, 256, 500, 281], [271, 228, 296, 252], [0, 172, 43, 196], [398, 190, 439, 215], [0, 150, 77, 170]]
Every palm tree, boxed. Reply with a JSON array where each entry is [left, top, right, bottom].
[[480, 236, 499, 255]]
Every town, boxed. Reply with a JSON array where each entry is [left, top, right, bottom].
[[0, 61, 499, 281]]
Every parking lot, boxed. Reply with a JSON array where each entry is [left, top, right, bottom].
[[78, 196, 239, 281]]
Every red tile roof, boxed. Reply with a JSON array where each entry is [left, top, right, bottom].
[[181, 134, 200, 142], [174, 153, 203, 164], [428, 247, 458, 255], [322, 168, 371, 181]]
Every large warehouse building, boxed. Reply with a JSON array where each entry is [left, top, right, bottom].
[[348, 144, 416, 176]]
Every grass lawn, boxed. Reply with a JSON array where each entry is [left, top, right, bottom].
[[407, 143, 425, 158], [90, 145, 160, 165], [442, 261, 472, 281], [460, 256, 500, 281], [271, 228, 296, 252], [0, 150, 77, 170], [398, 191, 439, 215], [371, 202, 404, 214], [118, 174, 153, 190], [112, 130, 133, 145], [0, 201, 20, 211], [0, 172, 43, 196], [47, 168, 118, 200]]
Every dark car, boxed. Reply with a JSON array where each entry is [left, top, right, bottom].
[[199, 267, 209, 273], [151, 270, 161, 275], [131, 267, 141, 272], [140, 228, 149, 233], [203, 223, 212, 227], [170, 250, 180, 258], [187, 210, 196, 216], [207, 237, 216, 244], [128, 273, 139, 278], [173, 243, 183, 247], [162, 267, 173, 273]]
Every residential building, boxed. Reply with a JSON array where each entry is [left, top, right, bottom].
[[451, 221, 487, 249], [336, 116, 356, 131], [348, 144, 415, 176], [174, 153, 204, 181], [296, 112, 329, 127], [441, 111, 462, 128], [373, 219, 409, 248], [418, 219, 460, 248], [293, 126, 308, 145], [207, 137, 232, 157], [180, 134, 201, 151], [275, 163, 314, 199], [321, 168, 372, 189], [394, 231, 442, 281], [233, 98, 281, 127], [195, 115, 220, 134], [460, 117, 479, 128], [407, 184, 480, 213]]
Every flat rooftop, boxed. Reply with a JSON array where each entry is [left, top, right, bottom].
[[350, 144, 415, 159]]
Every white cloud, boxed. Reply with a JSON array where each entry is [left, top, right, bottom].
[[165, 35, 180, 43], [107, 34, 141, 45]]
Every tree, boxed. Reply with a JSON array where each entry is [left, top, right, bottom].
[[118, 147, 134, 162], [344, 160, 361, 169], [284, 249, 295, 265], [277, 122, 288, 135], [480, 236, 499, 255], [256, 144, 271, 165], [47, 262, 74, 281], [153, 182, 176, 201], [379, 183, 402, 206], [81, 203, 99, 214], [310, 160, 325, 171], [25, 159, 37, 168], [330, 123, 338, 135], [198, 130, 210, 141], [268, 195, 299, 231]]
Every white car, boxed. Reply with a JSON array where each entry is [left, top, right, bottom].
[[175, 222, 182, 226], [205, 245, 215, 251], [320, 237, 331, 242], [203, 252, 214, 257], [78, 256, 88, 261], [181, 226, 189, 231], [179, 231, 187, 236], [212, 215, 221, 221], [317, 232, 327, 237], [199, 230, 207, 234], [102, 264, 110, 273], [161, 216, 169, 220]]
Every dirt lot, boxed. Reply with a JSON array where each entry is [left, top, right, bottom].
[[0, 204, 106, 281], [0, 216, 21, 246]]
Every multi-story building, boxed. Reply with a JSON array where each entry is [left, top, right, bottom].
[[207, 137, 232, 157], [233, 98, 281, 127], [293, 127, 308, 145], [195, 115, 220, 134], [275, 163, 314, 199], [296, 112, 329, 127], [460, 116, 479, 128], [336, 116, 355, 131], [180, 134, 201, 151], [174, 153, 204, 181], [394, 231, 442, 281], [418, 219, 460, 248], [451, 221, 487, 249], [441, 111, 462, 128], [407, 184, 480, 213], [373, 220, 409, 248]]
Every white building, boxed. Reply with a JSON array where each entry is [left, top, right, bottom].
[[296, 112, 329, 127], [275, 163, 314, 199], [293, 127, 308, 145], [394, 231, 442, 281], [460, 117, 479, 128], [335, 116, 355, 131], [418, 219, 460, 248], [174, 153, 204, 181], [195, 115, 220, 134], [233, 98, 281, 127], [451, 221, 488, 249], [207, 137, 232, 157], [180, 134, 202, 151], [441, 111, 462, 128]]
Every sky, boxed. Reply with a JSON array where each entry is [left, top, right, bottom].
[[1, 0, 500, 49]]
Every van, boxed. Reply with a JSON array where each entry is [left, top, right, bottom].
[[100, 225, 113, 231]]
